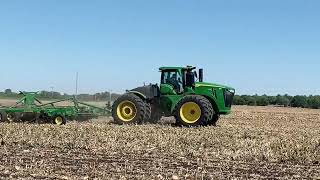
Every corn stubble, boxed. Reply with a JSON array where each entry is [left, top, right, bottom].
[[0, 106, 319, 179]]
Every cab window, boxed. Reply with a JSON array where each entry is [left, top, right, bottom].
[[161, 71, 183, 93]]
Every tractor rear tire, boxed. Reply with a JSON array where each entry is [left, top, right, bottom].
[[143, 102, 162, 124], [175, 95, 214, 127], [149, 104, 163, 124], [112, 93, 146, 125], [143, 102, 152, 123], [150, 111, 162, 124]]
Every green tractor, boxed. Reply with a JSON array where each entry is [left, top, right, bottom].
[[112, 66, 235, 126]]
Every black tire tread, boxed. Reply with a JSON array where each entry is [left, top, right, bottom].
[[206, 114, 220, 126], [143, 102, 152, 123], [145, 103, 162, 124]]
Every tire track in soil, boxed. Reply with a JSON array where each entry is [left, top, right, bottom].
[[0, 147, 319, 179]]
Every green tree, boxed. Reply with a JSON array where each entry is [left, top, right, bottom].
[[233, 95, 246, 105], [267, 96, 277, 105], [244, 96, 256, 106], [290, 95, 308, 108], [307, 96, 320, 109], [284, 94, 293, 102], [256, 96, 269, 106], [4, 89, 12, 94], [275, 95, 290, 107]]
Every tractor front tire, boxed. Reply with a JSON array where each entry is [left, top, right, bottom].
[[112, 93, 146, 125], [175, 95, 214, 127]]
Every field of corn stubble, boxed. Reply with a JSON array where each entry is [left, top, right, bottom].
[[0, 105, 319, 179]]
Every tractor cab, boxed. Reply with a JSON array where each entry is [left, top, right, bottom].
[[159, 66, 202, 95]]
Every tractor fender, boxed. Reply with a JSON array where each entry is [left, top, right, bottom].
[[127, 91, 148, 101], [127, 84, 160, 101]]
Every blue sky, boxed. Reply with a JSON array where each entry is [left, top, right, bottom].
[[0, 0, 319, 95]]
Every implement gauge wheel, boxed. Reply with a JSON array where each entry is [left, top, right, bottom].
[[53, 115, 66, 125], [175, 95, 214, 127], [112, 93, 146, 125]]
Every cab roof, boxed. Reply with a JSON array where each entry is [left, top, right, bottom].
[[159, 66, 196, 71]]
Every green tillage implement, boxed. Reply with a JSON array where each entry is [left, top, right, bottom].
[[0, 92, 110, 125]]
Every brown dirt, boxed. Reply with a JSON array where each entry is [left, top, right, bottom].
[[0, 106, 319, 179]]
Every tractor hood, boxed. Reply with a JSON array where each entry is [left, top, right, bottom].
[[195, 82, 235, 91]]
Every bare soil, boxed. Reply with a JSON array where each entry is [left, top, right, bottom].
[[0, 106, 319, 179]]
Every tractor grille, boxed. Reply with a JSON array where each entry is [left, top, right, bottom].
[[224, 89, 234, 108]]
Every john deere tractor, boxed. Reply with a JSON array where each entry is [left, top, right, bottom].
[[112, 66, 235, 126]]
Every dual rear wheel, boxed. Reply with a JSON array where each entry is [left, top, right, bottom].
[[112, 94, 148, 125]]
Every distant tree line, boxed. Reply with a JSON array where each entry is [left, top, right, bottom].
[[0, 89, 120, 101], [2, 88, 320, 109], [233, 94, 320, 109]]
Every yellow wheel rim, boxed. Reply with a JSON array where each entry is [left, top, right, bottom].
[[116, 100, 137, 122], [180, 102, 202, 124], [55, 116, 63, 125]]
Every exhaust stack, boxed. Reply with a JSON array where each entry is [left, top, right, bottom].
[[199, 68, 203, 82]]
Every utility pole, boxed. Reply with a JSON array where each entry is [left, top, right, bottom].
[[75, 72, 78, 98], [50, 86, 54, 98], [106, 89, 112, 110], [109, 90, 112, 103]]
